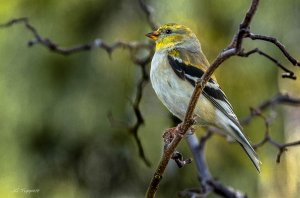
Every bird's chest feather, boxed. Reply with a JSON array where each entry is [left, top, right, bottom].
[[150, 52, 194, 120]]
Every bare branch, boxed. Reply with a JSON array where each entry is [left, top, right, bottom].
[[180, 131, 247, 198], [242, 101, 300, 164], [106, 47, 152, 167], [0, 7, 157, 170], [246, 33, 300, 67], [275, 140, 300, 163], [0, 9, 157, 167], [0, 17, 152, 56], [128, 55, 152, 167], [187, 132, 212, 185], [207, 180, 247, 198], [242, 93, 300, 125], [231, 0, 259, 49], [239, 48, 296, 79], [138, 0, 158, 30]]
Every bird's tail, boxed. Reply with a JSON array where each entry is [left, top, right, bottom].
[[228, 124, 261, 172], [239, 142, 261, 172]]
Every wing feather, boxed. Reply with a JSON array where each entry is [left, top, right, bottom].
[[167, 50, 242, 129]]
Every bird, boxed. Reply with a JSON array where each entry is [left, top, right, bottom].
[[146, 23, 261, 172]]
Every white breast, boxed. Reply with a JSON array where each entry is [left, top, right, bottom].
[[150, 51, 194, 121]]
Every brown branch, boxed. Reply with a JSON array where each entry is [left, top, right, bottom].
[[239, 48, 296, 79], [0, 17, 152, 56], [246, 33, 300, 67], [230, 0, 259, 49]]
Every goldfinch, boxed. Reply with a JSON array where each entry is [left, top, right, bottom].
[[146, 23, 261, 172]]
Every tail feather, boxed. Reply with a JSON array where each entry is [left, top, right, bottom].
[[239, 142, 261, 172], [228, 124, 261, 172]]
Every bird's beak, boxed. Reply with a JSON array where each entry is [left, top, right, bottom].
[[146, 31, 159, 41]]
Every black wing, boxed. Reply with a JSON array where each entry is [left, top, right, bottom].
[[168, 54, 242, 129]]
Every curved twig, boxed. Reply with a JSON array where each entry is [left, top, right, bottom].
[[246, 33, 300, 67], [0, 17, 151, 56]]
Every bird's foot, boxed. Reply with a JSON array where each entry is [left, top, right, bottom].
[[163, 127, 176, 149], [163, 125, 193, 168], [163, 124, 195, 146], [163, 124, 183, 149]]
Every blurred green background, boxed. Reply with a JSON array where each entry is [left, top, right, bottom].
[[0, 0, 300, 197]]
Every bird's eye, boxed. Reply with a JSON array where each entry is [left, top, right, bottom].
[[165, 29, 172, 34]]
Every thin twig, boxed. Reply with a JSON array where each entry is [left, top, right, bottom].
[[242, 93, 300, 125], [275, 140, 300, 163], [128, 55, 152, 167], [239, 48, 296, 79], [243, 101, 300, 164], [0, 17, 152, 56], [138, 0, 158, 30], [246, 33, 300, 67], [0, 16, 154, 167]]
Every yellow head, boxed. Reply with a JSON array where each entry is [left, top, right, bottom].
[[146, 23, 199, 51]]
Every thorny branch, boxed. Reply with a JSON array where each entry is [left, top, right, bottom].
[[1, 0, 300, 197]]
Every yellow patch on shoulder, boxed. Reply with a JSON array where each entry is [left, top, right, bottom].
[[168, 49, 179, 57]]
